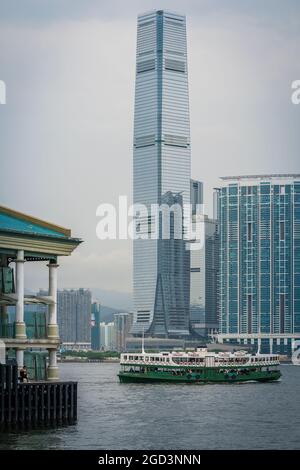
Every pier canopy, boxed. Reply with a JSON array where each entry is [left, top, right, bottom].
[[0, 205, 81, 261]]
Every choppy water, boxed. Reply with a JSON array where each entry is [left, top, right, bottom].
[[0, 363, 299, 449]]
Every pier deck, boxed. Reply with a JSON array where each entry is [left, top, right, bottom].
[[0, 363, 77, 427]]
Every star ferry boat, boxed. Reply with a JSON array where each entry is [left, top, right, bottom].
[[118, 348, 281, 384]]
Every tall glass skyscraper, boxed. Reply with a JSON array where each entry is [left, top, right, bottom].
[[216, 174, 300, 354], [132, 10, 191, 337]]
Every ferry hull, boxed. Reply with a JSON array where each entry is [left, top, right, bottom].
[[118, 369, 281, 384]]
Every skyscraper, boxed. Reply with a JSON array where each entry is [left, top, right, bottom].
[[190, 215, 219, 337], [91, 302, 101, 350], [190, 179, 203, 216], [57, 288, 91, 347], [99, 322, 115, 351], [216, 174, 300, 354], [114, 312, 133, 352], [132, 10, 191, 337]]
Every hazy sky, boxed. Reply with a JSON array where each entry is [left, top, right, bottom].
[[0, 0, 299, 299]]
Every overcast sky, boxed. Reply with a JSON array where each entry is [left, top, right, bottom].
[[0, 0, 299, 301]]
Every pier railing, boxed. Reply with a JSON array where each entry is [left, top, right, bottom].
[[0, 363, 77, 427]]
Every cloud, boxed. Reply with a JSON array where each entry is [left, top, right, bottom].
[[24, 243, 132, 293]]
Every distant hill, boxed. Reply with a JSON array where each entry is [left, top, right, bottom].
[[91, 288, 133, 311], [100, 305, 129, 323]]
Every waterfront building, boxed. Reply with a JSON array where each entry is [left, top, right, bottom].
[[62, 341, 91, 352], [91, 302, 101, 350], [99, 322, 105, 350], [216, 174, 300, 354], [57, 288, 92, 349], [114, 312, 133, 352], [99, 322, 116, 351], [0, 205, 81, 380], [190, 215, 219, 337], [132, 10, 191, 337]]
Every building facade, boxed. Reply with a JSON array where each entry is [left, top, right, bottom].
[[190, 215, 219, 337], [191, 179, 203, 215], [99, 322, 115, 351], [57, 288, 91, 348], [216, 174, 300, 354], [91, 302, 101, 350], [114, 312, 133, 352], [132, 10, 191, 337]]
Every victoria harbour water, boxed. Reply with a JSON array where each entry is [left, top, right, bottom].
[[0, 363, 299, 450]]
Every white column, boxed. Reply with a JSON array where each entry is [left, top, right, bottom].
[[47, 349, 59, 381], [269, 337, 273, 354], [47, 262, 59, 339], [15, 249, 26, 339], [16, 349, 24, 369]]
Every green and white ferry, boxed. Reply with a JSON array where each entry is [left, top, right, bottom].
[[118, 348, 281, 384]]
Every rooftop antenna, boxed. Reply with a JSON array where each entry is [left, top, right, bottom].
[[142, 327, 145, 354]]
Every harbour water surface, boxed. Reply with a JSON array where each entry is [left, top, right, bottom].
[[0, 363, 299, 449]]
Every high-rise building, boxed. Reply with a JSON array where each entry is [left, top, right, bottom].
[[57, 288, 91, 347], [216, 174, 300, 354], [91, 302, 101, 350], [99, 322, 115, 351], [149, 192, 190, 337], [190, 215, 219, 337], [114, 312, 133, 352], [132, 10, 191, 337], [191, 179, 203, 216], [99, 322, 106, 350]]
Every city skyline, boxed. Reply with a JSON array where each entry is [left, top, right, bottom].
[[1, 1, 300, 455], [1, 1, 299, 296]]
